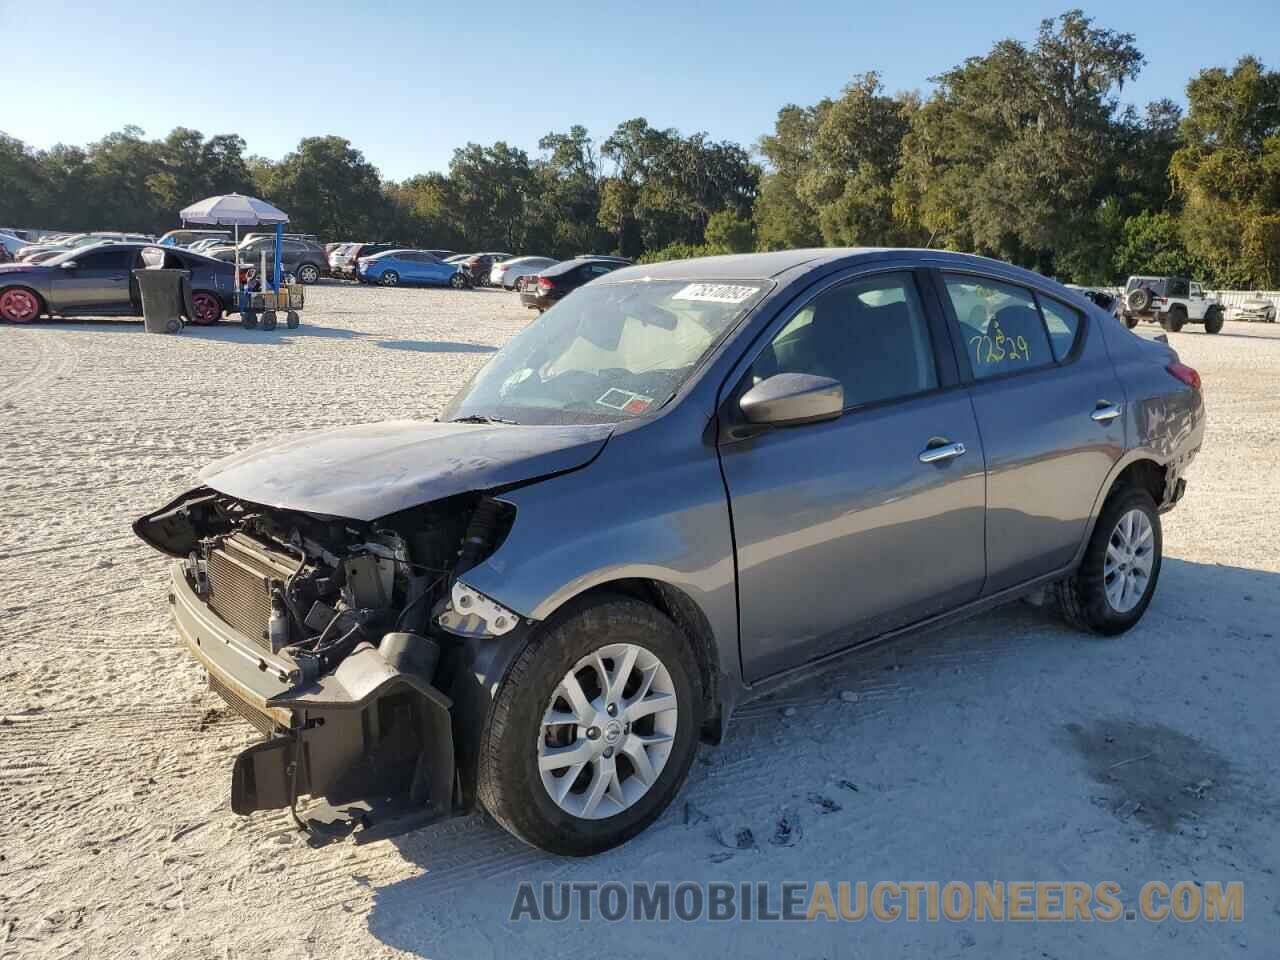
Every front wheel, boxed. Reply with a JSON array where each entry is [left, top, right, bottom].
[[478, 596, 702, 856], [1054, 487, 1162, 635], [261, 311, 278, 331], [450, 272, 468, 290]]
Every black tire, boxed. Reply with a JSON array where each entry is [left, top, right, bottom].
[[477, 595, 702, 856], [1054, 487, 1162, 636], [1124, 313, 1140, 330], [241, 311, 258, 330], [286, 310, 300, 329], [381, 270, 400, 287], [1126, 288, 1151, 312], [1204, 306, 1224, 335], [1161, 307, 1186, 333], [261, 311, 278, 331], [297, 264, 321, 285], [449, 272, 468, 290]]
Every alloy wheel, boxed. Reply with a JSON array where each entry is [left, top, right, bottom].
[[537, 643, 678, 820], [0, 288, 40, 323], [1104, 508, 1155, 613], [299, 265, 319, 284], [381, 271, 399, 286], [191, 293, 221, 325]]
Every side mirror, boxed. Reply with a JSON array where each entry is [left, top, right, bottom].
[[739, 373, 844, 426], [60, 260, 78, 270]]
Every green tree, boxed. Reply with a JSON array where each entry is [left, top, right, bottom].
[[1171, 57, 1280, 286], [255, 136, 390, 240], [894, 10, 1144, 277], [704, 209, 755, 252]]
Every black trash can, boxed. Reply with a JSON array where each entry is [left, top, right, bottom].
[[133, 268, 193, 334]]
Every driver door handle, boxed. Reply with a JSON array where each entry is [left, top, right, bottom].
[[919, 441, 966, 464], [1091, 401, 1122, 422]]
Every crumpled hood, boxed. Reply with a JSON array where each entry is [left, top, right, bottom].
[[200, 419, 613, 521]]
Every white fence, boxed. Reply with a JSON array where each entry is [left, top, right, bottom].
[[1206, 290, 1280, 309]]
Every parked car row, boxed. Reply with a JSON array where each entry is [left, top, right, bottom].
[[12, 231, 157, 265], [0, 241, 236, 324]]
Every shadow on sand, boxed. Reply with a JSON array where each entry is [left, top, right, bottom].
[[360, 557, 1277, 957]]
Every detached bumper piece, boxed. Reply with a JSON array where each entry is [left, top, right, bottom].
[[171, 562, 455, 834]]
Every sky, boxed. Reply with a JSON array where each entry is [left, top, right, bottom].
[[3, 0, 1275, 181]]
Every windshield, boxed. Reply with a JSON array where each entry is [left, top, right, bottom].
[[441, 279, 768, 425]]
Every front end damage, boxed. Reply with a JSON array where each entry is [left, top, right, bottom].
[[135, 487, 522, 829]]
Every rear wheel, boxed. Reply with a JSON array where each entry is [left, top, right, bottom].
[[1055, 487, 1162, 635], [1204, 306, 1224, 335], [1162, 306, 1186, 333], [240, 311, 258, 330], [261, 311, 278, 331], [0, 287, 42, 323], [478, 595, 702, 856], [286, 310, 300, 329], [1124, 313, 1139, 329], [297, 264, 320, 285], [381, 270, 400, 287], [190, 291, 222, 325]]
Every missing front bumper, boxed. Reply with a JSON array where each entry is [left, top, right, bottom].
[[170, 562, 457, 818]]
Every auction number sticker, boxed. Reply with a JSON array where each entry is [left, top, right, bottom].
[[672, 283, 759, 304], [597, 388, 655, 414]]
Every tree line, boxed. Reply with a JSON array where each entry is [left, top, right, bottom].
[[2, 10, 1277, 287]]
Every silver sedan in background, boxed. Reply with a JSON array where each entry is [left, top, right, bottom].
[[490, 255, 558, 289]]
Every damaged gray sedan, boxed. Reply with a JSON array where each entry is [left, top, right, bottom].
[[135, 249, 1205, 855]]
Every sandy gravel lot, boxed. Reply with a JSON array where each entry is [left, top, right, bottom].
[[1, 284, 1277, 959]]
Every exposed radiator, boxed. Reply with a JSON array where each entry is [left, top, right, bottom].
[[208, 672, 278, 736], [205, 533, 300, 653]]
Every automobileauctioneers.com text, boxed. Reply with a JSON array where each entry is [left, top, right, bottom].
[[511, 880, 1243, 924]]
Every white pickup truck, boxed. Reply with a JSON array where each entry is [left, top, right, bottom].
[[1122, 276, 1225, 334]]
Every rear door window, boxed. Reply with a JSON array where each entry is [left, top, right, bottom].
[[943, 275, 1054, 379]]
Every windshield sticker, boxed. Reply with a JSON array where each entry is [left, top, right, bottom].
[[671, 283, 758, 304], [597, 388, 654, 414]]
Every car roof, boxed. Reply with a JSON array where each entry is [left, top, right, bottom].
[[599, 248, 1070, 288]]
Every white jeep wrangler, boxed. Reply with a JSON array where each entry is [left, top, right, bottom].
[[1122, 276, 1224, 334]]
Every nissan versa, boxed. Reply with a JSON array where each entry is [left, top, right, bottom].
[[135, 249, 1205, 855]]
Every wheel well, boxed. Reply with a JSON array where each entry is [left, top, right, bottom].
[[576, 578, 722, 739], [1109, 458, 1167, 507]]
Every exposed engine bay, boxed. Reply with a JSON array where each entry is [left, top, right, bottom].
[[134, 487, 520, 831]]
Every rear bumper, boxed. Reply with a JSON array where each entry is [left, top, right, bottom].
[[169, 562, 456, 817]]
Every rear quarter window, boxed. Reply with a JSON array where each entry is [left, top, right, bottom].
[[1038, 297, 1083, 361]]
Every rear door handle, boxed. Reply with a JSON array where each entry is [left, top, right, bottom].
[[1091, 401, 1122, 422], [919, 441, 966, 464]]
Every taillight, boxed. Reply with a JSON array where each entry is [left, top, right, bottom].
[[1153, 297, 1168, 307], [1167, 362, 1201, 391], [537, 277, 553, 290]]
